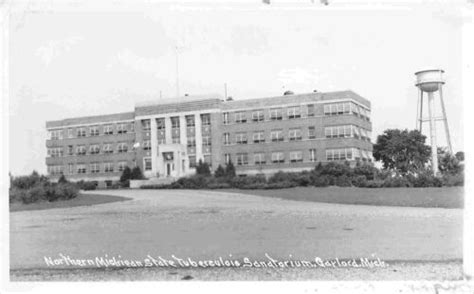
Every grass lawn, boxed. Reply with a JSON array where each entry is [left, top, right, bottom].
[[219, 187, 464, 209], [10, 193, 132, 212]]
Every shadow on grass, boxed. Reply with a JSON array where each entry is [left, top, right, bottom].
[[10, 193, 132, 212]]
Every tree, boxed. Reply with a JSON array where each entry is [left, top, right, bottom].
[[58, 173, 68, 184], [373, 129, 431, 175], [455, 151, 464, 162], [224, 160, 236, 178], [214, 165, 226, 178], [131, 166, 144, 180], [438, 148, 463, 175], [120, 166, 132, 183], [196, 159, 211, 176]]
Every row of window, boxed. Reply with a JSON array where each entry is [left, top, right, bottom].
[[47, 143, 131, 157], [323, 102, 370, 121], [225, 149, 317, 166], [141, 114, 211, 131], [48, 122, 134, 140], [223, 125, 371, 145], [47, 162, 129, 175], [142, 154, 213, 171], [222, 102, 370, 124], [223, 148, 372, 166]]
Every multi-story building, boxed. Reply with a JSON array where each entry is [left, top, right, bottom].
[[46, 90, 373, 186]]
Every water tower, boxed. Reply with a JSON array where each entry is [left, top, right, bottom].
[[414, 69, 453, 175]]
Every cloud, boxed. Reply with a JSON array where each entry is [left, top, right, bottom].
[[35, 36, 84, 66]]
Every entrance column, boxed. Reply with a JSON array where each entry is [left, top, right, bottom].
[[195, 113, 203, 162], [179, 115, 187, 147], [150, 118, 158, 177]]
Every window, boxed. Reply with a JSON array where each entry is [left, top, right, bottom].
[[90, 162, 100, 173], [223, 133, 230, 145], [76, 164, 86, 174], [223, 112, 230, 124], [307, 104, 315, 117], [289, 128, 302, 141], [271, 130, 284, 142], [271, 152, 285, 163], [77, 127, 86, 137], [89, 144, 100, 154], [326, 148, 356, 161], [157, 118, 165, 130], [68, 163, 74, 174], [201, 113, 211, 125], [144, 158, 152, 171], [290, 151, 303, 163], [117, 123, 128, 134], [254, 153, 266, 165], [236, 153, 248, 166], [351, 102, 359, 116], [143, 140, 151, 151], [189, 155, 197, 168], [171, 117, 180, 129], [253, 131, 265, 143], [103, 143, 113, 154], [67, 145, 73, 155], [76, 145, 86, 155], [118, 162, 127, 172], [48, 147, 63, 158], [117, 142, 128, 153], [235, 112, 247, 123], [67, 128, 74, 138], [236, 132, 247, 144], [202, 136, 211, 146], [49, 129, 63, 140], [104, 125, 114, 135], [308, 126, 316, 139], [270, 108, 282, 120], [187, 137, 196, 147], [325, 125, 354, 138], [90, 126, 99, 136], [172, 137, 180, 144], [325, 102, 353, 116], [252, 110, 264, 122], [186, 115, 195, 127], [158, 137, 166, 145], [287, 106, 301, 119], [309, 149, 317, 162], [104, 162, 114, 173], [352, 125, 360, 139], [142, 120, 151, 131], [224, 154, 231, 164], [203, 155, 212, 165], [47, 165, 63, 175]]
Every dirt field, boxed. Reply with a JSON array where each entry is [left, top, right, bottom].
[[10, 189, 463, 281]]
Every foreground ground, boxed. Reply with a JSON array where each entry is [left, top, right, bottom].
[[10, 189, 463, 281]]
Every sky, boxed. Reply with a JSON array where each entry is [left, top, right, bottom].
[[7, 1, 466, 175]]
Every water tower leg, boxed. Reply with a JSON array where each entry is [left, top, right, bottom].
[[427, 92, 439, 175], [438, 85, 453, 154], [418, 90, 424, 132]]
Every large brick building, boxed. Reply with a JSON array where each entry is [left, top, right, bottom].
[[45, 90, 373, 186]]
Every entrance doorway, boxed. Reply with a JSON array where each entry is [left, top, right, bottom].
[[166, 163, 171, 177]]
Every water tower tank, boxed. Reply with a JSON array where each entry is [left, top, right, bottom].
[[415, 69, 445, 92]]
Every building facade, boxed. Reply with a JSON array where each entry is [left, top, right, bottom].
[[46, 90, 373, 186]]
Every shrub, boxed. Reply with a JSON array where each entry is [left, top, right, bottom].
[[214, 165, 226, 178], [11, 171, 48, 190], [335, 175, 352, 187], [365, 180, 384, 188], [230, 175, 267, 189], [58, 174, 68, 184], [176, 175, 210, 189], [441, 173, 464, 187], [78, 181, 98, 191], [353, 163, 377, 180], [120, 166, 132, 183], [351, 175, 368, 187], [312, 175, 330, 187], [196, 160, 211, 176], [408, 171, 443, 187], [131, 166, 145, 180], [207, 182, 232, 189], [55, 183, 79, 200], [265, 181, 297, 189], [382, 176, 412, 188]]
